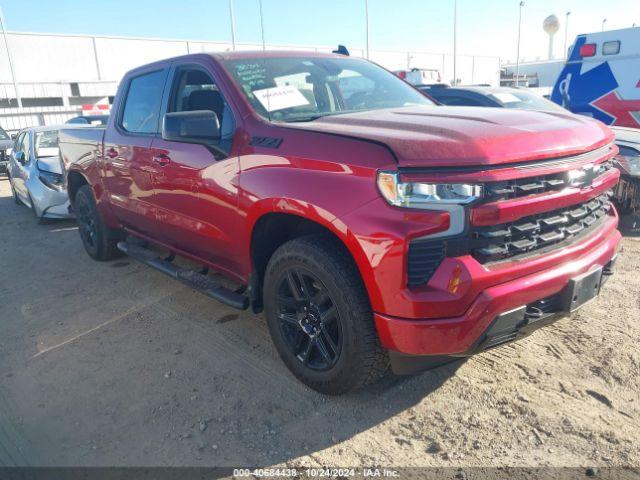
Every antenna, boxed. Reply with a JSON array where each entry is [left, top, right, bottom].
[[258, 0, 266, 51]]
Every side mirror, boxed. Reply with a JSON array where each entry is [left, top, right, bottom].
[[14, 151, 25, 165], [11, 133, 17, 140], [162, 110, 220, 144]]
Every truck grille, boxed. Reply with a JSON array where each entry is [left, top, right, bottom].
[[471, 192, 613, 263], [485, 160, 614, 201]]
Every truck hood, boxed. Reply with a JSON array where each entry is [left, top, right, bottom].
[[283, 106, 614, 167]]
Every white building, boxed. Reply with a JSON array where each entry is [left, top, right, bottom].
[[0, 31, 500, 131]]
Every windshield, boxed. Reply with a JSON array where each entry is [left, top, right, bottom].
[[488, 90, 566, 113], [222, 56, 434, 122], [0, 127, 8, 140], [35, 130, 59, 158]]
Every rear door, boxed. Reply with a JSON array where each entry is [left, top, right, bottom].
[[149, 62, 243, 274], [102, 67, 169, 237]]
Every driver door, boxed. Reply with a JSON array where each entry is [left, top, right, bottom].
[[150, 64, 243, 274]]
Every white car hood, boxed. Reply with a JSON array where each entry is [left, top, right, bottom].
[[37, 154, 63, 174]]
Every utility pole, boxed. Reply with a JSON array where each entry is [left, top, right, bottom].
[[365, 0, 370, 59], [0, 7, 21, 108], [229, 0, 237, 51], [515, 1, 524, 87], [564, 11, 571, 60], [453, 0, 457, 85], [602, 18, 607, 31]]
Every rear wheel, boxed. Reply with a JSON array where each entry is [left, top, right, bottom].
[[75, 184, 122, 261], [263, 235, 388, 394]]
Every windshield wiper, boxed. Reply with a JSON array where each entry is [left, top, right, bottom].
[[283, 114, 329, 123]]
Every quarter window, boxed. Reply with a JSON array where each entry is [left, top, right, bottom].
[[121, 70, 167, 134]]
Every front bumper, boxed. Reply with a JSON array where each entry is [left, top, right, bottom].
[[374, 220, 621, 363]]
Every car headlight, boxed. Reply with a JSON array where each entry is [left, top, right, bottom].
[[377, 170, 483, 237], [616, 155, 640, 177], [38, 170, 64, 190]]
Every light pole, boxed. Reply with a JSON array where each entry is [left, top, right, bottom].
[[364, 0, 370, 59], [515, 1, 524, 87], [228, 0, 237, 51], [453, 0, 457, 85], [564, 11, 571, 60], [602, 18, 607, 31], [258, 0, 266, 51], [0, 7, 20, 108]]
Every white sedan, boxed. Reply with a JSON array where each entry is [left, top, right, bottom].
[[7, 126, 73, 222]]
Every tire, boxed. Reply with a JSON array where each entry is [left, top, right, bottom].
[[263, 235, 389, 394], [75, 184, 122, 261]]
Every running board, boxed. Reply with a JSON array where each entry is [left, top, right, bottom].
[[117, 241, 249, 310]]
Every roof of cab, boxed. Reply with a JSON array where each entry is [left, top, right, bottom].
[[211, 50, 348, 61]]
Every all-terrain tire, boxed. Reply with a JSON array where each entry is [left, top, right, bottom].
[[75, 184, 122, 261], [263, 235, 389, 394]]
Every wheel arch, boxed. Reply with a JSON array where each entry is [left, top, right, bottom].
[[248, 208, 376, 314], [66, 170, 90, 208]]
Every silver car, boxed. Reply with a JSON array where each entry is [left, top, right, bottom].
[[8, 126, 73, 221], [0, 125, 12, 175]]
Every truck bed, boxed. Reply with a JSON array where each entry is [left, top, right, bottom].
[[59, 126, 106, 169]]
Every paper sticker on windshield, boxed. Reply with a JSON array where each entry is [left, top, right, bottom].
[[253, 86, 309, 112], [492, 92, 521, 104]]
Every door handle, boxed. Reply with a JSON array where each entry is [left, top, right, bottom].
[[106, 148, 119, 159], [152, 154, 171, 167]]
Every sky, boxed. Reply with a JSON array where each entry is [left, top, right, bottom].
[[0, 0, 638, 62]]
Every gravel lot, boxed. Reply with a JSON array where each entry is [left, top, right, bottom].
[[0, 176, 638, 469]]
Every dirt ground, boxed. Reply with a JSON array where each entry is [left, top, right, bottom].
[[0, 176, 638, 470]]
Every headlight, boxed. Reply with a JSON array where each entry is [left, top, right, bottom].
[[616, 155, 640, 177], [377, 171, 483, 237], [38, 170, 64, 190], [377, 171, 483, 207]]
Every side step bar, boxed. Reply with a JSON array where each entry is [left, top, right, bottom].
[[117, 241, 249, 310]]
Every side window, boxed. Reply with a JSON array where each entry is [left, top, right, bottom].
[[14, 132, 25, 152], [120, 70, 167, 134], [168, 68, 236, 147], [22, 133, 31, 162]]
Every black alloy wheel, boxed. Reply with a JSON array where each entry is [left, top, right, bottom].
[[276, 267, 342, 371]]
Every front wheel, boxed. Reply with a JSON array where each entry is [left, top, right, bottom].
[[75, 185, 122, 261], [263, 235, 389, 394]]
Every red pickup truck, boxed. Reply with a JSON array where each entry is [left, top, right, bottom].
[[59, 51, 621, 394]]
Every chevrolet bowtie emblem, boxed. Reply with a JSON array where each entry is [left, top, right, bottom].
[[567, 163, 600, 188]]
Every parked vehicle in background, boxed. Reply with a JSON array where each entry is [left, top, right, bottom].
[[0, 125, 13, 175], [65, 115, 110, 125], [612, 127, 640, 212], [60, 51, 620, 394], [421, 85, 566, 112], [551, 26, 640, 128], [394, 68, 441, 86], [8, 126, 73, 222]]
